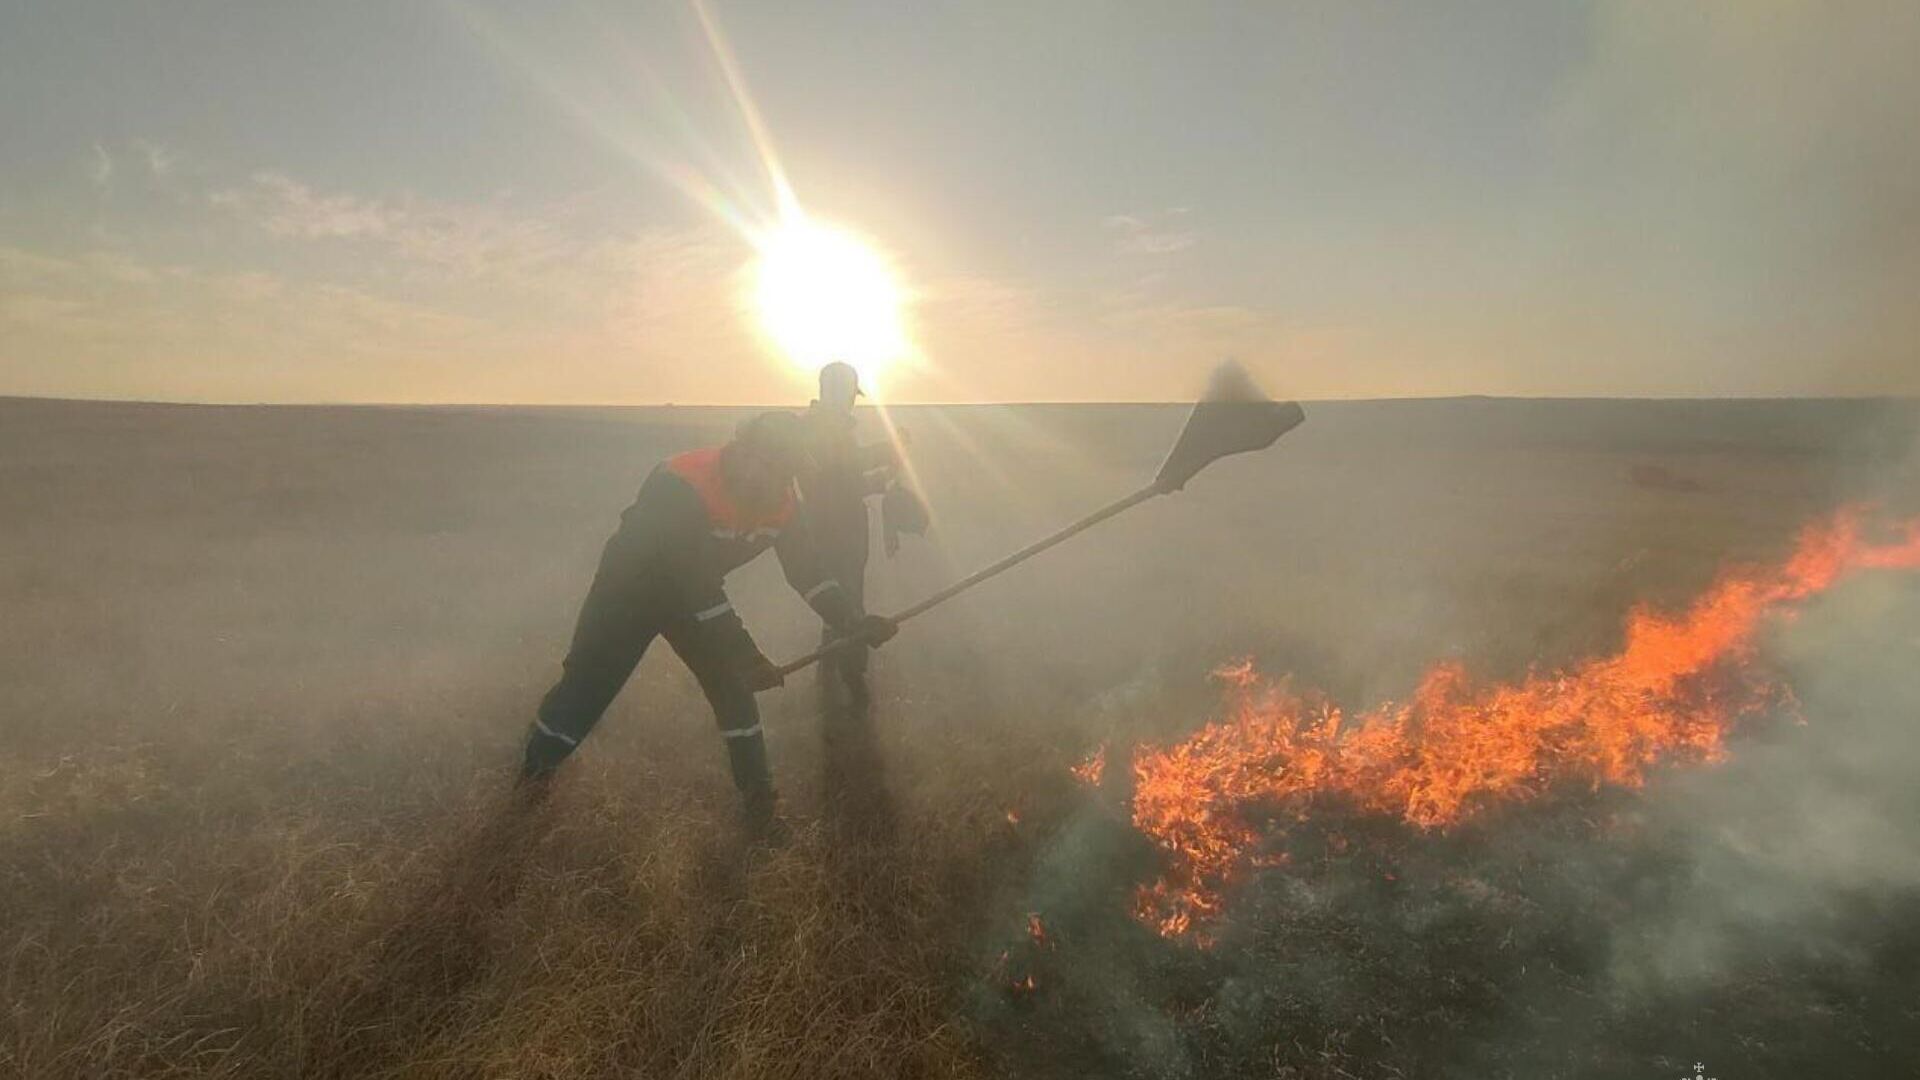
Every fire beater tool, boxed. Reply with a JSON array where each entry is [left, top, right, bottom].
[[775, 361, 1306, 677]]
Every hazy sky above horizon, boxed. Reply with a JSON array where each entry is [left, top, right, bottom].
[[3, 1, 1917, 404]]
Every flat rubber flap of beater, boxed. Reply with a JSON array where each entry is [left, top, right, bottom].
[[1153, 361, 1306, 493]]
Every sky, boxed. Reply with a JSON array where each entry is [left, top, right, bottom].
[[1, 0, 1917, 404]]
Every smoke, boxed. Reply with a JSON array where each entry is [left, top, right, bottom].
[[1605, 419, 1920, 991], [942, 398, 1920, 1075]]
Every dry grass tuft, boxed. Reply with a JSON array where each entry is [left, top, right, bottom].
[[1, 726, 1026, 1079]]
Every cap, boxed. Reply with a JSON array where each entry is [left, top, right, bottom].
[[819, 361, 864, 399]]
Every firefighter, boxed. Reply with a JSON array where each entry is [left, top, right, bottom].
[[798, 362, 903, 706], [518, 411, 896, 833]]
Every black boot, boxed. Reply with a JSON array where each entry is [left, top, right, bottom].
[[516, 722, 575, 807], [740, 783, 790, 845], [512, 763, 557, 807], [725, 729, 787, 844]]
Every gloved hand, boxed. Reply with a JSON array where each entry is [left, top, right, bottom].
[[741, 651, 786, 692], [844, 613, 898, 647], [881, 483, 929, 557]]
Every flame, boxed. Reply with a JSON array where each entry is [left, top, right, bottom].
[[1027, 913, 1050, 950], [1116, 509, 1920, 939], [1071, 744, 1107, 786]]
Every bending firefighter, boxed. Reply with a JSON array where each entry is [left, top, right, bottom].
[[519, 412, 896, 831]]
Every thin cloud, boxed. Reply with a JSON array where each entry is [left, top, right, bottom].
[[210, 171, 622, 288], [0, 293, 90, 332], [131, 139, 177, 179], [0, 241, 490, 388], [86, 144, 113, 190], [1102, 210, 1198, 256], [212, 172, 397, 240]]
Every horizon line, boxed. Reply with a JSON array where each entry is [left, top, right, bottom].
[[3, 391, 1917, 411]]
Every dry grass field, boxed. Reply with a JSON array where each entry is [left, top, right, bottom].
[[3, 395, 1918, 1079]]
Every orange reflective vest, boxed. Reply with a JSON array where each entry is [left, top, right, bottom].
[[662, 447, 795, 543]]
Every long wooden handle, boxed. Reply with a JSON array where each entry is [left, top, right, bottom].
[[775, 484, 1162, 677]]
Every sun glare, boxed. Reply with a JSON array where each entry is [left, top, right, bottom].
[[751, 214, 908, 387]]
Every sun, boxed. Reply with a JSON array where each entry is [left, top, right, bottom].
[[751, 214, 908, 388]]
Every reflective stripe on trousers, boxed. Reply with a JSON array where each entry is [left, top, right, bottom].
[[522, 585, 769, 793]]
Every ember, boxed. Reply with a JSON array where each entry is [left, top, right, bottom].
[[1116, 509, 1920, 939], [1070, 744, 1106, 786]]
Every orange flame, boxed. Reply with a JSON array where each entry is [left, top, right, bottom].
[[1071, 744, 1107, 786], [1123, 509, 1920, 939]]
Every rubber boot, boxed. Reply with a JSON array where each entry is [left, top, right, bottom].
[[516, 722, 575, 806], [740, 782, 789, 845], [521, 720, 578, 776], [512, 766, 556, 808], [727, 731, 787, 844]]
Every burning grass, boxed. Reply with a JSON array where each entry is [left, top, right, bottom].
[[1120, 509, 1920, 940]]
